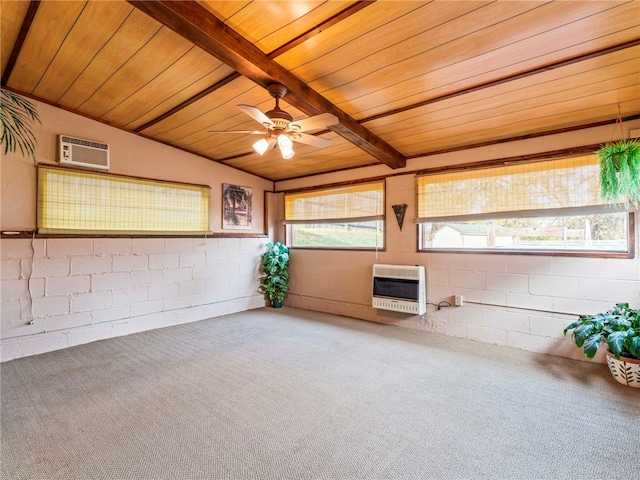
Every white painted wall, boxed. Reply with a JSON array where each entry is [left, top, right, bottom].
[[1, 99, 273, 361], [278, 120, 640, 364]]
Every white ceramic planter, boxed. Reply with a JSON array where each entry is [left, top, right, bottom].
[[606, 352, 640, 388]]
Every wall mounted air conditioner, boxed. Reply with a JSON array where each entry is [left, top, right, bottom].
[[372, 264, 426, 315], [58, 135, 110, 170]]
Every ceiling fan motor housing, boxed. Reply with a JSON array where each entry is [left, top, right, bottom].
[[265, 84, 293, 127]]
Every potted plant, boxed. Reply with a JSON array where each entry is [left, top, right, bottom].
[[598, 139, 640, 207], [1, 89, 40, 160], [259, 241, 289, 308], [564, 303, 640, 387]]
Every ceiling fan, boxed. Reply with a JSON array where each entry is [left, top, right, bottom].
[[209, 84, 339, 159]]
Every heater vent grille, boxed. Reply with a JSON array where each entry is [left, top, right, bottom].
[[372, 264, 426, 315]]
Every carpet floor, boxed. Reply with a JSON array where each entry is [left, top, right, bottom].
[[1, 307, 639, 480]]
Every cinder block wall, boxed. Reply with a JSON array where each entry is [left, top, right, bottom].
[[285, 175, 640, 363], [1, 237, 267, 361]]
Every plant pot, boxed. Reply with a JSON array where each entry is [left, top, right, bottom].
[[605, 352, 640, 388], [271, 300, 283, 308]]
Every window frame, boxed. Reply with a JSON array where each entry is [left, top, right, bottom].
[[37, 164, 211, 236], [283, 180, 386, 250], [415, 155, 635, 258]]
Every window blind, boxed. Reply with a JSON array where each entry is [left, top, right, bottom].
[[284, 181, 384, 224], [416, 155, 621, 222], [37, 165, 210, 235]]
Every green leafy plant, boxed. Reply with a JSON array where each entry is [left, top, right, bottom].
[[1, 89, 40, 160], [259, 242, 289, 306], [598, 139, 640, 208], [564, 303, 640, 360]]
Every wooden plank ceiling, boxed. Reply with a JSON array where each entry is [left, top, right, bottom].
[[2, 0, 639, 182]]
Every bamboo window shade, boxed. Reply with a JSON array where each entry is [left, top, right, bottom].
[[37, 165, 210, 235], [416, 155, 620, 222], [284, 181, 384, 224]]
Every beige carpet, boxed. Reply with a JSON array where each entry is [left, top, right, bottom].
[[2, 307, 639, 480]]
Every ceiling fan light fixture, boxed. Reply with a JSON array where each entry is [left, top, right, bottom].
[[281, 147, 295, 159], [278, 134, 295, 159], [252, 137, 270, 156]]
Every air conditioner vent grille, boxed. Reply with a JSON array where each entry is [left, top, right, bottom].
[[60, 136, 108, 150]]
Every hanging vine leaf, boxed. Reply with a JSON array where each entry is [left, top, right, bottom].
[[598, 139, 640, 208], [1, 90, 40, 160]]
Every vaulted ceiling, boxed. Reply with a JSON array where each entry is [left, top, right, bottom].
[[2, 0, 639, 181]]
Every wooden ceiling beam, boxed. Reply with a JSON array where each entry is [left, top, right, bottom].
[[127, 0, 406, 169], [1, 0, 40, 86]]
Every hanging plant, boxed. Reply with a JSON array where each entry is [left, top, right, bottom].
[[598, 138, 640, 208], [1, 89, 40, 160]]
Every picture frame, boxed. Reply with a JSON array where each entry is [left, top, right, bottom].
[[222, 184, 252, 230]]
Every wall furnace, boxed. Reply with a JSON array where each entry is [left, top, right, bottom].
[[372, 264, 426, 315]]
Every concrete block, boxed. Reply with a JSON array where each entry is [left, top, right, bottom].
[[132, 237, 164, 254], [68, 324, 113, 347], [46, 275, 91, 296], [165, 237, 193, 253], [449, 270, 485, 290], [506, 293, 554, 313], [149, 252, 179, 270], [192, 264, 216, 280], [32, 295, 70, 317], [204, 302, 230, 319], [486, 273, 529, 293], [163, 267, 192, 283], [1, 279, 30, 300], [110, 317, 149, 337], [18, 332, 69, 358], [71, 291, 112, 313], [529, 314, 572, 339], [1, 307, 44, 339], [174, 306, 206, 325], [0, 239, 36, 260], [553, 257, 607, 279], [1, 259, 21, 280], [605, 257, 640, 281], [46, 238, 92, 258], [93, 238, 131, 255], [45, 311, 93, 331], [32, 258, 71, 278], [487, 310, 530, 333], [71, 255, 112, 275], [506, 256, 553, 275], [579, 278, 640, 304], [130, 269, 163, 287], [507, 331, 565, 356], [113, 254, 148, 272], [179, 251, 206, 268], [148, 283, 179, 301], [112, 286, 147, 306], [130, 299, 163, 318], [467, 325, 508, 345], [530, 275, 579, 298], [179, 279, 206, 297], [92, 272, 131, 292], [0, 340, 20, 362], [163, 295, 194, 311], [91, 305, 131, 323]]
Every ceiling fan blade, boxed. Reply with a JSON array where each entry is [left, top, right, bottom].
[[287, 113, 339, 132], [237, 104, 274, 127], [208, 130, 265, 134], [289, 132, 332, 148]]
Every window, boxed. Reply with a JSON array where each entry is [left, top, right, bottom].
[[416, 155, 632, 256], [37, 165, 210, 235], [284, 181, 385, 248]]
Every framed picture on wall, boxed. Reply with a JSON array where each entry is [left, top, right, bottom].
[[222, 184, 252, 230]]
